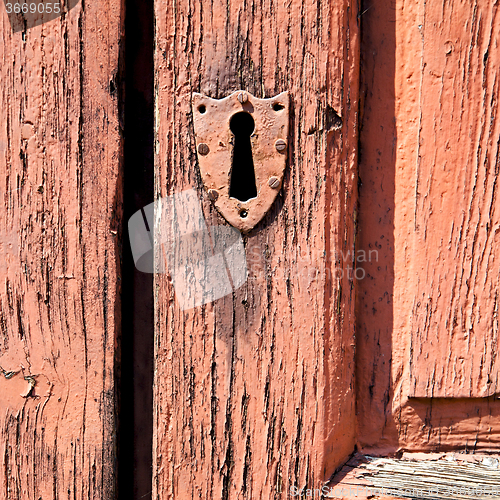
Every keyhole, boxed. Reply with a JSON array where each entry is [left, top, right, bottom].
[[229, 112, 257, 202]]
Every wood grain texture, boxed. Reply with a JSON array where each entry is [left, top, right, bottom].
[[153, 0, 360, 498], [355, 0, 397, 455], [356, 0, 500, 454], [0, 1, 123, 498], [408, 0, 500, 398], [331, 454, 500, 500]]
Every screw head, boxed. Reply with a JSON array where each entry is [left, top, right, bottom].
[[268, 176, 280, 189], [237, 92, 248, 104], [239, 209, 248, 218], [275, 139, 287, 152], [207, 189, 219, 202], [198, 143, 209, 155]]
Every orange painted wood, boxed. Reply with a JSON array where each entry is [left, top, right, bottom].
[[355, 0, 398, 456], [153, 0, 359, 497], [356, 0, 500, 454], [407, 0, 500, 398], [0, 2, 123, 498]]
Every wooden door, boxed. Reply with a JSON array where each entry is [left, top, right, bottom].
[[0, 1, 123, 498], [153, 0, 360, 498], [356, 0, 500, 455], [3, 0, 499, 497]]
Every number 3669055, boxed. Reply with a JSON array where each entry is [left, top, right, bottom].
[[6, 3, 61, 14]]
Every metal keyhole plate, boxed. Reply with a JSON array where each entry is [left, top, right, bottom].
[[192, 90, 289, 233]]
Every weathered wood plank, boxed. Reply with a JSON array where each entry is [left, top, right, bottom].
[[356, 0, 500, 454], [153, 0, 360, 498], [0, 1, 123, 498], [328, 453, 500, 500], [408, 0, 500, 398], [355, 0, 397, 454]]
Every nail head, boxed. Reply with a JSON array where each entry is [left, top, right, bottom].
[[268, 177, 280, 189], [198, 143, 210, 155], [275, 139, 287, 152], [208, 189, 219, 202]]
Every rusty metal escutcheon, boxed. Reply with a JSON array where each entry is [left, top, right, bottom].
[[192, 90, 289, 233]]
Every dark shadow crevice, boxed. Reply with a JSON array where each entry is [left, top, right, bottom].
[[118, 0, 154, 497]]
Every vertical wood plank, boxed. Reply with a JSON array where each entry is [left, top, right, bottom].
[[356, 0, 500, 454], [408, 0, 500, 398], [355, 0, 398, 454], [0, 1, 123, 498], [154, 0, 360, 498]]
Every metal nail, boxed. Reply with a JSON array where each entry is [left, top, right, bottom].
[[238, 92, 248, 104], [198, 143, 209, 155], [268, 177, 280, 189], [275, 139, 287, 152], [208, 189, 219, 202]]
